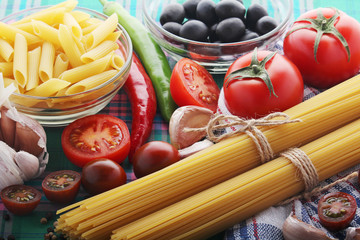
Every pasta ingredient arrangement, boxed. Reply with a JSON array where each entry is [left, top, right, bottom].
[[55, 73, 360, 239], [0, 0, 126, 109]]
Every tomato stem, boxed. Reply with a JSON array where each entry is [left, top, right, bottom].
[[224, 48, 277, 97]]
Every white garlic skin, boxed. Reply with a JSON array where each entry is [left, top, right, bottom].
[[282, 214, 337, 240]]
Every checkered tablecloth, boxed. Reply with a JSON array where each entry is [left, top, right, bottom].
[[1, 0, 360, 239]]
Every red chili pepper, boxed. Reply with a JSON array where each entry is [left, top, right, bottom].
[[124, 53, 157, 162]]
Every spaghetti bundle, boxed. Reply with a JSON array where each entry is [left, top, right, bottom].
[[112, 118, 360, 240], [56, 74, 360, 239]]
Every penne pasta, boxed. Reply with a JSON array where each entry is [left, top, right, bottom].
[[110, 53, 124, 70], [70, 10, 91, 24], [0, 38, 14, 62], [32, 20, 61, 47], [58, 24, 82, 67], [104, 31, 122, 42], [84, 13, 118, 50], [12, 22, 35, 35], [65, 69, 117, 95], [59, 54, 112, 83], [53, 52, 69, 78], [0, 62, 14, 78], [26, 46, 41, 91], [63, 12, 82, 39], [12, 8, 67, 27], [80, 40, 118, 63], [13, 33, 28, 88], [39, 41, 55, 82], [26, 78, 71, 97], [0, 22, 41, 45]]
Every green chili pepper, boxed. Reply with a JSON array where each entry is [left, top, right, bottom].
[[99, 0, 177, 122]]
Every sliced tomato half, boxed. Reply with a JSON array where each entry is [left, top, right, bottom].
[[170, 58, 220, 112], [1, 185, 41, 215], [42, 170, 81, 203], [318, 191, 357, 231], [61, 114, 130, 167]]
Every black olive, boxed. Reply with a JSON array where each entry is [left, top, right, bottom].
[[179, 20, 209, 42], [160, 3, 185, 25], [216, 17, 245, 43], [208, 23, 218, 42], [183, 0, 202, 19], [245, 3, 269, 30], [240, 29, 260, 41], [255, 16, 278, 35], [163, 22, 183, 36], [215, 0, 245, 21], [196, 0, 218, 26]]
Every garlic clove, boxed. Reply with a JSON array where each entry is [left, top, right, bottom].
[[345, 227, 360, 240], [282, 214, 337, 240], [169, 106, 214, 149], [0, 106, 16, 147], [0, 141, 24, 190], [178, 139, 214, 159], [14, 119, 44, 157], [14, 151, 40, 182]]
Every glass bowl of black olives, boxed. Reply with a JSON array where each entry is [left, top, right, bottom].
[[142, 0, 293, 74]]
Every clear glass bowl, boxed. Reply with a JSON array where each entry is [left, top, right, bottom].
[[2, 6, 133, 127], [142, 0, 293, 74]]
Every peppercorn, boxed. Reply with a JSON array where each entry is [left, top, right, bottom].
[[40, 217, 48, 224]]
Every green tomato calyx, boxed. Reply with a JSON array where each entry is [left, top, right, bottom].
[[286, 8, 350, 62], [224, 48, 277, 97]]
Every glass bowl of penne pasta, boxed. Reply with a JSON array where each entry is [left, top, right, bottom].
[[0, 1, 133, 127]]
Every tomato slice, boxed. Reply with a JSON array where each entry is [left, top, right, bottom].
[[61, 114, 130, 167], [81, 158, 127, 195], [1, 185, 41, 215], [170, 58, 220, 112], [42, 170, 81, 203], [318, 192, 357, 231]]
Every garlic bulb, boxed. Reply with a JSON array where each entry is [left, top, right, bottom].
[[282, 214, 337, 240], [169, 106, 214, 149], [345, 227, 360, 240], [0, 75, 48, 189]]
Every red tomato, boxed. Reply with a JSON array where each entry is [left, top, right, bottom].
[[318, 192, 357, 231], [42, 170, 81, 204], [224, 49, 304, 119], [170, 58, 220, 112], [284, 8, 360, 89], [132, 141, 180, 178], [1, 185, 41, 215], [81, 158, 127, 195], [61, 114, 130, 167]]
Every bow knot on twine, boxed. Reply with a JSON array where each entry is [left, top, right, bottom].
[[185, 112, 302, 164]]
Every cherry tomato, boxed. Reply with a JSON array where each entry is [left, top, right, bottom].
[[170, 58, 220, 112], [81, 158, 127, 195], [318, 192, 357, 231], [224, 49, 303, 119], [61, 114, 130, 168], [284, 8, 360, 89], [132, 141, 180, 178], [1, 185, 41, 215], [42, 170, 81, 204]]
